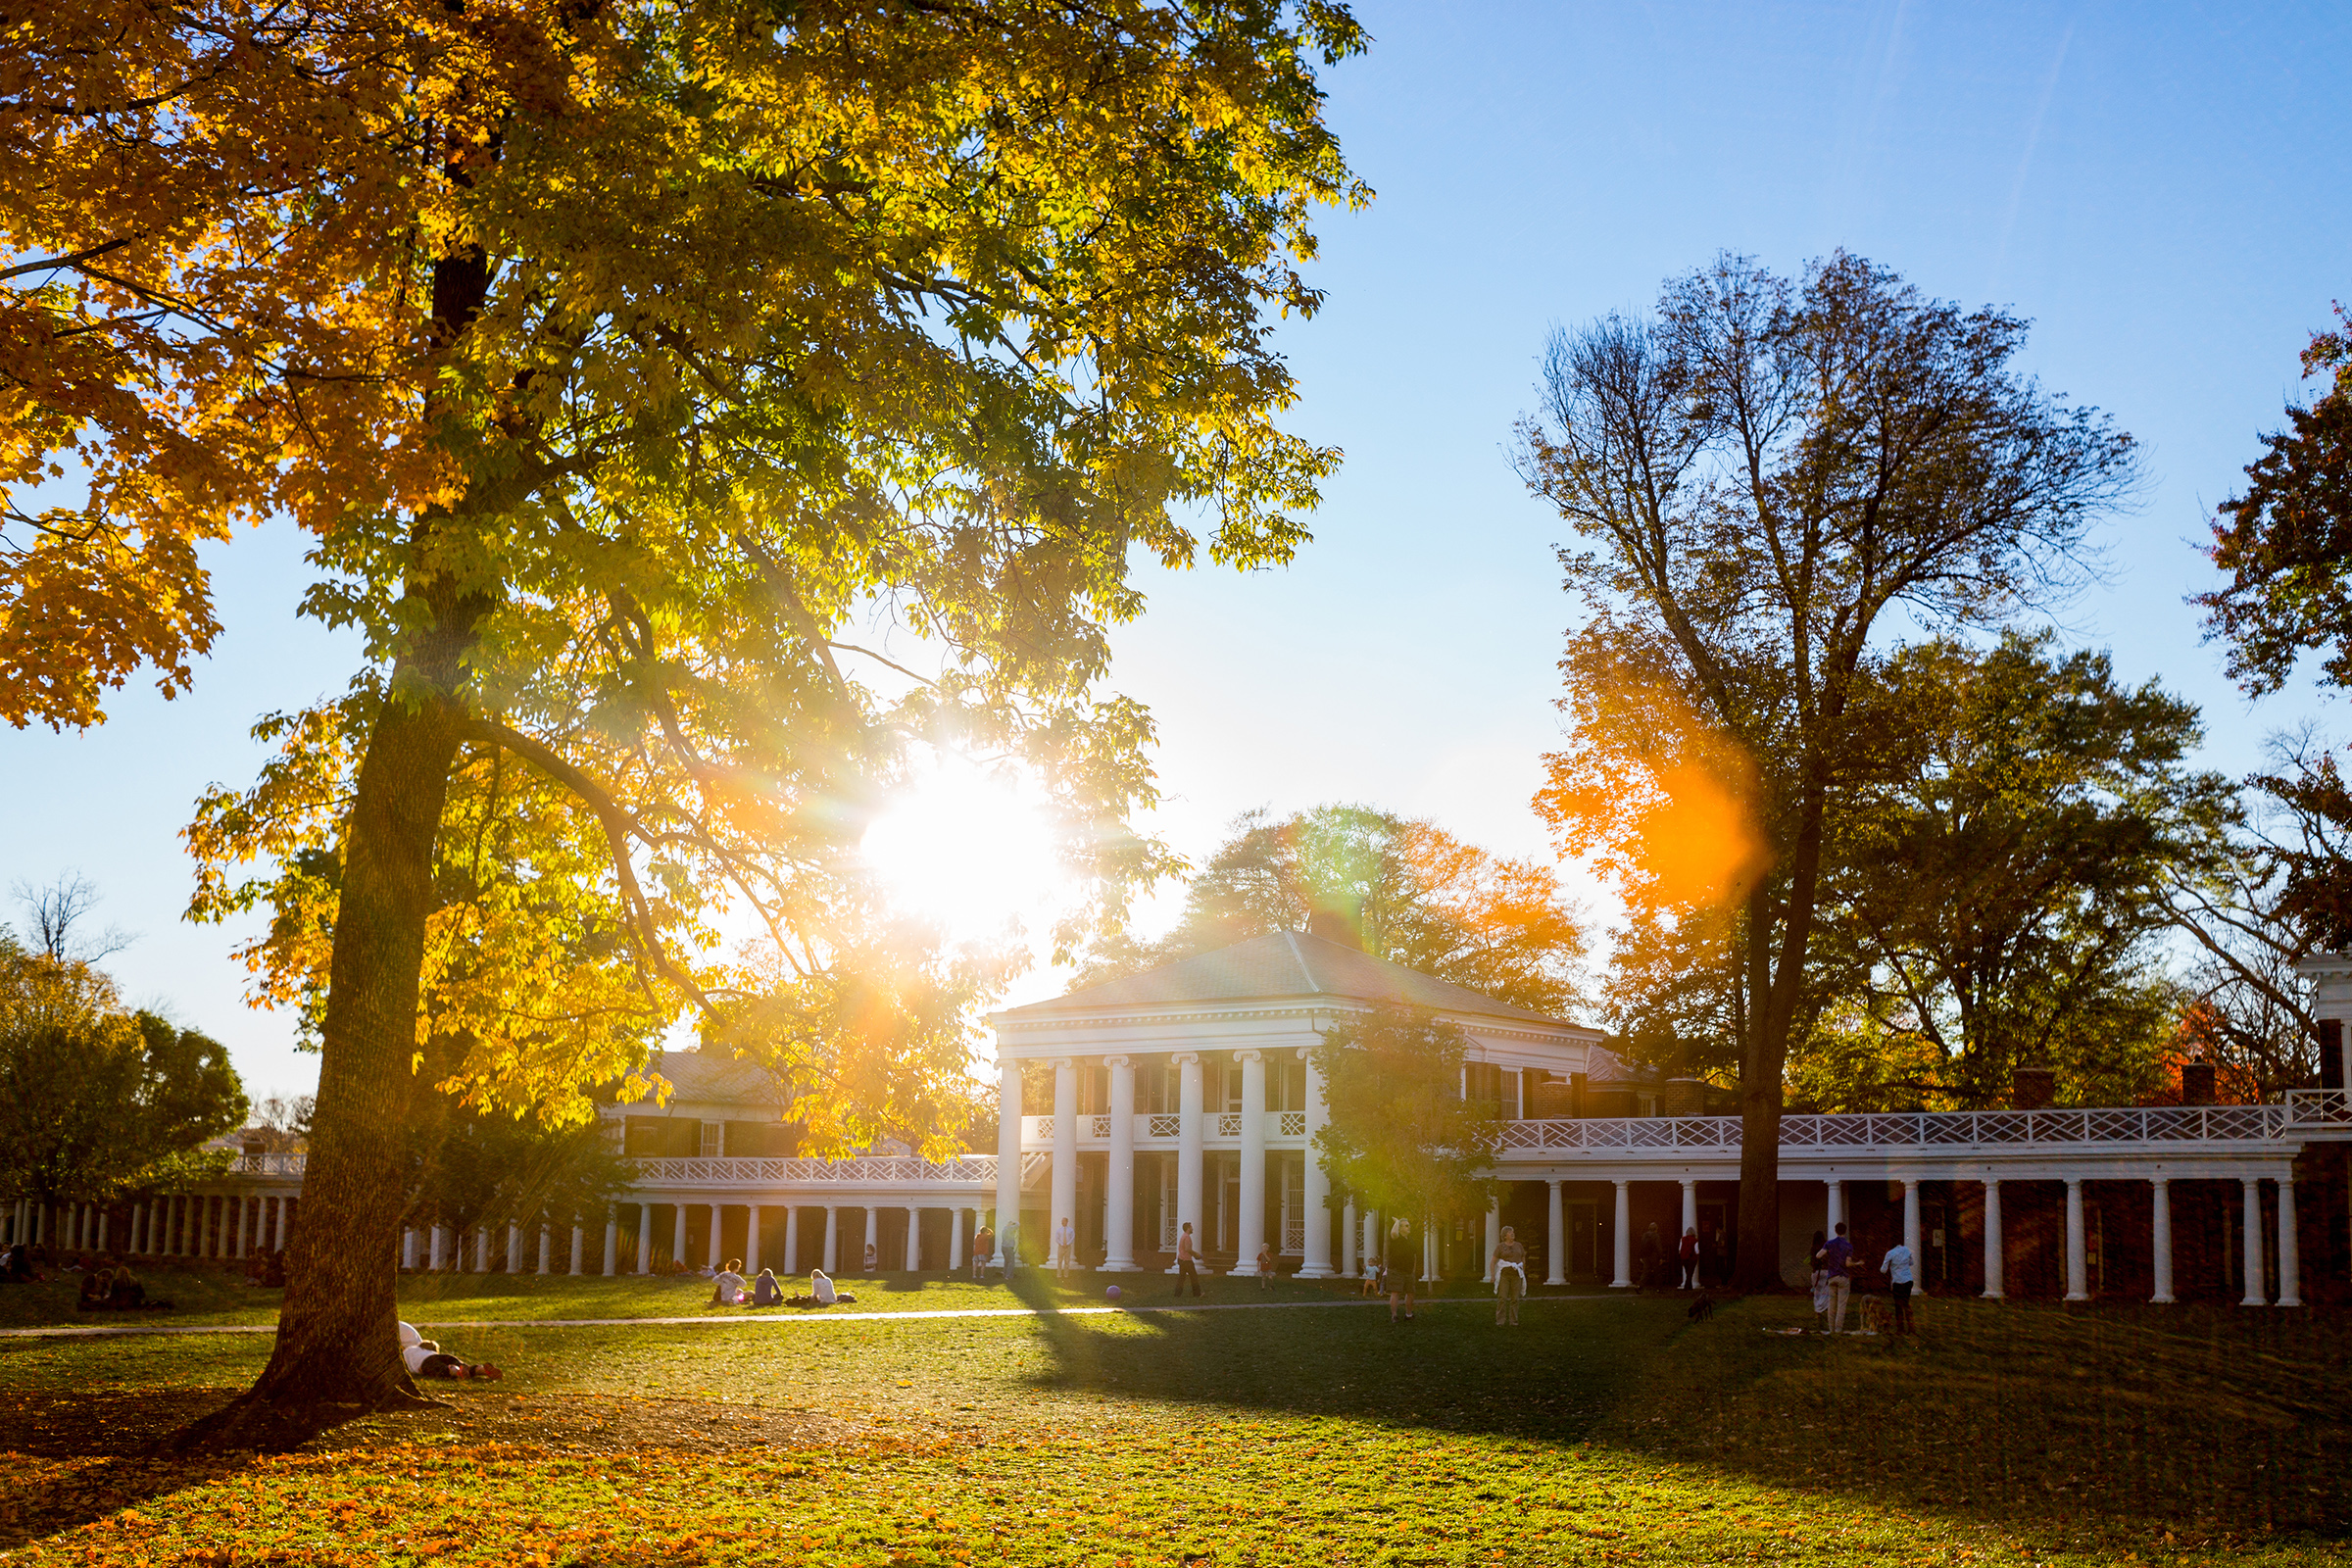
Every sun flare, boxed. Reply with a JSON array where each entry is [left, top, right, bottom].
[[858, 765, 1066, 943]]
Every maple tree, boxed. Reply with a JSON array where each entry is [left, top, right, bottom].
[[1518, 253, 2138, 1289], [9, 0, 1366, 1429]]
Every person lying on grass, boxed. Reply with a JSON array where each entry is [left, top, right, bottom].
[[783, 1268, 858, 1308], [399, 1321, 502, 1381]]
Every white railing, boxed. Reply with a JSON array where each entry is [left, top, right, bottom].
[[1282, 1219, 1305, 1255], [2286, 1089, 2352, 1126], [629, 1154, 1003, 1186], [1149, 1113, 1181, 1138], [1498, 1104, 2293, 1155], [225, 1152, 306, 1176], [1280, 1111, 1307, 1137]]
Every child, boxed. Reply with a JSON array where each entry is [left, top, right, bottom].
[[1255, 1240, 1275, 1289]]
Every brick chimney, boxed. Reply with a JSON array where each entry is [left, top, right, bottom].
[[2180, 1061, 2216, 1105], [1660, 1078, 1703, 1117], [2012, 1067, 2056, 1110], [1304, 904, 1365, 951]]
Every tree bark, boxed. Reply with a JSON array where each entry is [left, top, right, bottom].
[[177, 678, 466, 1443], [1731, 882, 1786, 1291]]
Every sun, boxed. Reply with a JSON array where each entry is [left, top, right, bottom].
[[858, 764, 1066, 943]]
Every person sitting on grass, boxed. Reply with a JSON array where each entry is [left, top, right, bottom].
[[710, 1258, 748, 1306], [783, 1268, 858, 1308], [862, 1241, 879, 1275], [76, 1266, 109, 1309], [753, 1267, 782, 1306], [398, 1321, 502, 1381]]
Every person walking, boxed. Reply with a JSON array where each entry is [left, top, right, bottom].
[[1880, 1235, 1918, 1334], [1171, 1221, 1202, 1297], [1677, 1227, 1700, 1291], [1385, 1216, 1418, 1323], [1253, 1239, 1275, 1288], [1493, 1225, 1528, 1326], [1054, 1215, 1077, 1284], [1817, 1222, 1856, 1335]]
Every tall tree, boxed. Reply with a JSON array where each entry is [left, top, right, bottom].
[[14, 0, 1368, 1426], [1803, 632, 2233, 1108], [1308, 1002, 1497, 1231], [1519, 253, 2138, 1288], [0, 935, 248, 1210], [1081, 804, 1587, 1015]]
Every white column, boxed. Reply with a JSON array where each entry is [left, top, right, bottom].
[[995, 1055, 1023, 1269], [1484, 1199, 1501, 1282], [1299, 1050, 1334, 1277], [2063, 1179, 2088, 1301], [569, 1223, 584, 1276], [273, 1197, 288, 1250], [474, 1227, 491, 1273], [784, 1206, 801, 1275], [949, 1207, 965, 1272], [710, 1201, 725, 1269], [2240, 1177, 2267, 1306], [1610, 1179, 1633, 1289], [2278, 1175, 2302, 1308], [904, 1206, 920, 1269], [1982, 1180, 2003, 1298], [2150, 1178, 2175, 1304], [508, 1223, 524, 1273], [823, 1205, 840, 1274], [1825, 1178, 1843, 1235], [860, 1205, 879, 1272], [428, 1223, 447, 1270], [1546, 1180, 1567, 1286], [1234, 1050, 1267, 1274], [401, 1227, 417, 1269], [1679, 1179, 1698, 1240], [1341, 1198, 1358, 1278], [537, 1224, 552, 1274], [745, 1204, 761, 1277], [96, 1207, 109, 1253], [1050, 1056, 1079, 1264], [1174, 1052, 1203, 1270], [1104, 1054, 1138, 1271], [1902, 1179, 1922, 1259], [670, 1203, 687, 1270], [1421, 1217, 1438, 1284], [602, 1218, 617, 1277], [636, 1203, 653, 1274]]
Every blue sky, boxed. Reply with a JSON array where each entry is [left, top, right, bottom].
[[7, 1, 2350, 1102]]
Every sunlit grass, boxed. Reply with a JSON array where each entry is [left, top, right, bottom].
[[2, 1290, 2346, 1564]]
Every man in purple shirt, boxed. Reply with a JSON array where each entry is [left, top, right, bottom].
[[1817, 1222, 1855, 1335]]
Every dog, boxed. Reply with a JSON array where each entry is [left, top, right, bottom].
[[1686, 1293, 1715, 1322]]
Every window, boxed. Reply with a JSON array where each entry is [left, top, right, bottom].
[[699, 1121, 722, 1157]]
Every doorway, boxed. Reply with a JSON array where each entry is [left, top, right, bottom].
[[1566, 1200, 1601, 1279]]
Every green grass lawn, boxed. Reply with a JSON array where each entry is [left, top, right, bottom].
[[2, 1286, 2347, 1565]]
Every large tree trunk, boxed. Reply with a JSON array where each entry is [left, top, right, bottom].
[[1731, 884, 1786, 1291], [174, 671, 467, 1444]]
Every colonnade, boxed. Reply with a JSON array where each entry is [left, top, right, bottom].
[[995, 1049, 1338, 1278], [5, 1194, 297, 1259], [1313, 1172, 2305, 1306], [400, 1200, 993, 1278]]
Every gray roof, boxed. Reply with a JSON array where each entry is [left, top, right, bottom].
[[1000, 931, 1579, 1028], [642, 1049, 786, 1109]]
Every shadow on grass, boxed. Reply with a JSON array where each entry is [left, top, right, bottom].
[[0, 1388, 264, 1549], [1005, 1283, 2352, 1540]]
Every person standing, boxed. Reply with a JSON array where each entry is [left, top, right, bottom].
[[1493, 1225, 1528, 1326], [1385, 1216, 1418, 1323], [1171, 1221, 1202, 1298], [1254, 1239, 1275, 1289], [971, 1222, 995, 1283], [1818, 1222, 1855, 1335], [1880, 1236, 1918, 1334], [1677, 1228, 1700, 1291], [1054, 1215, 1077, 1283]]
